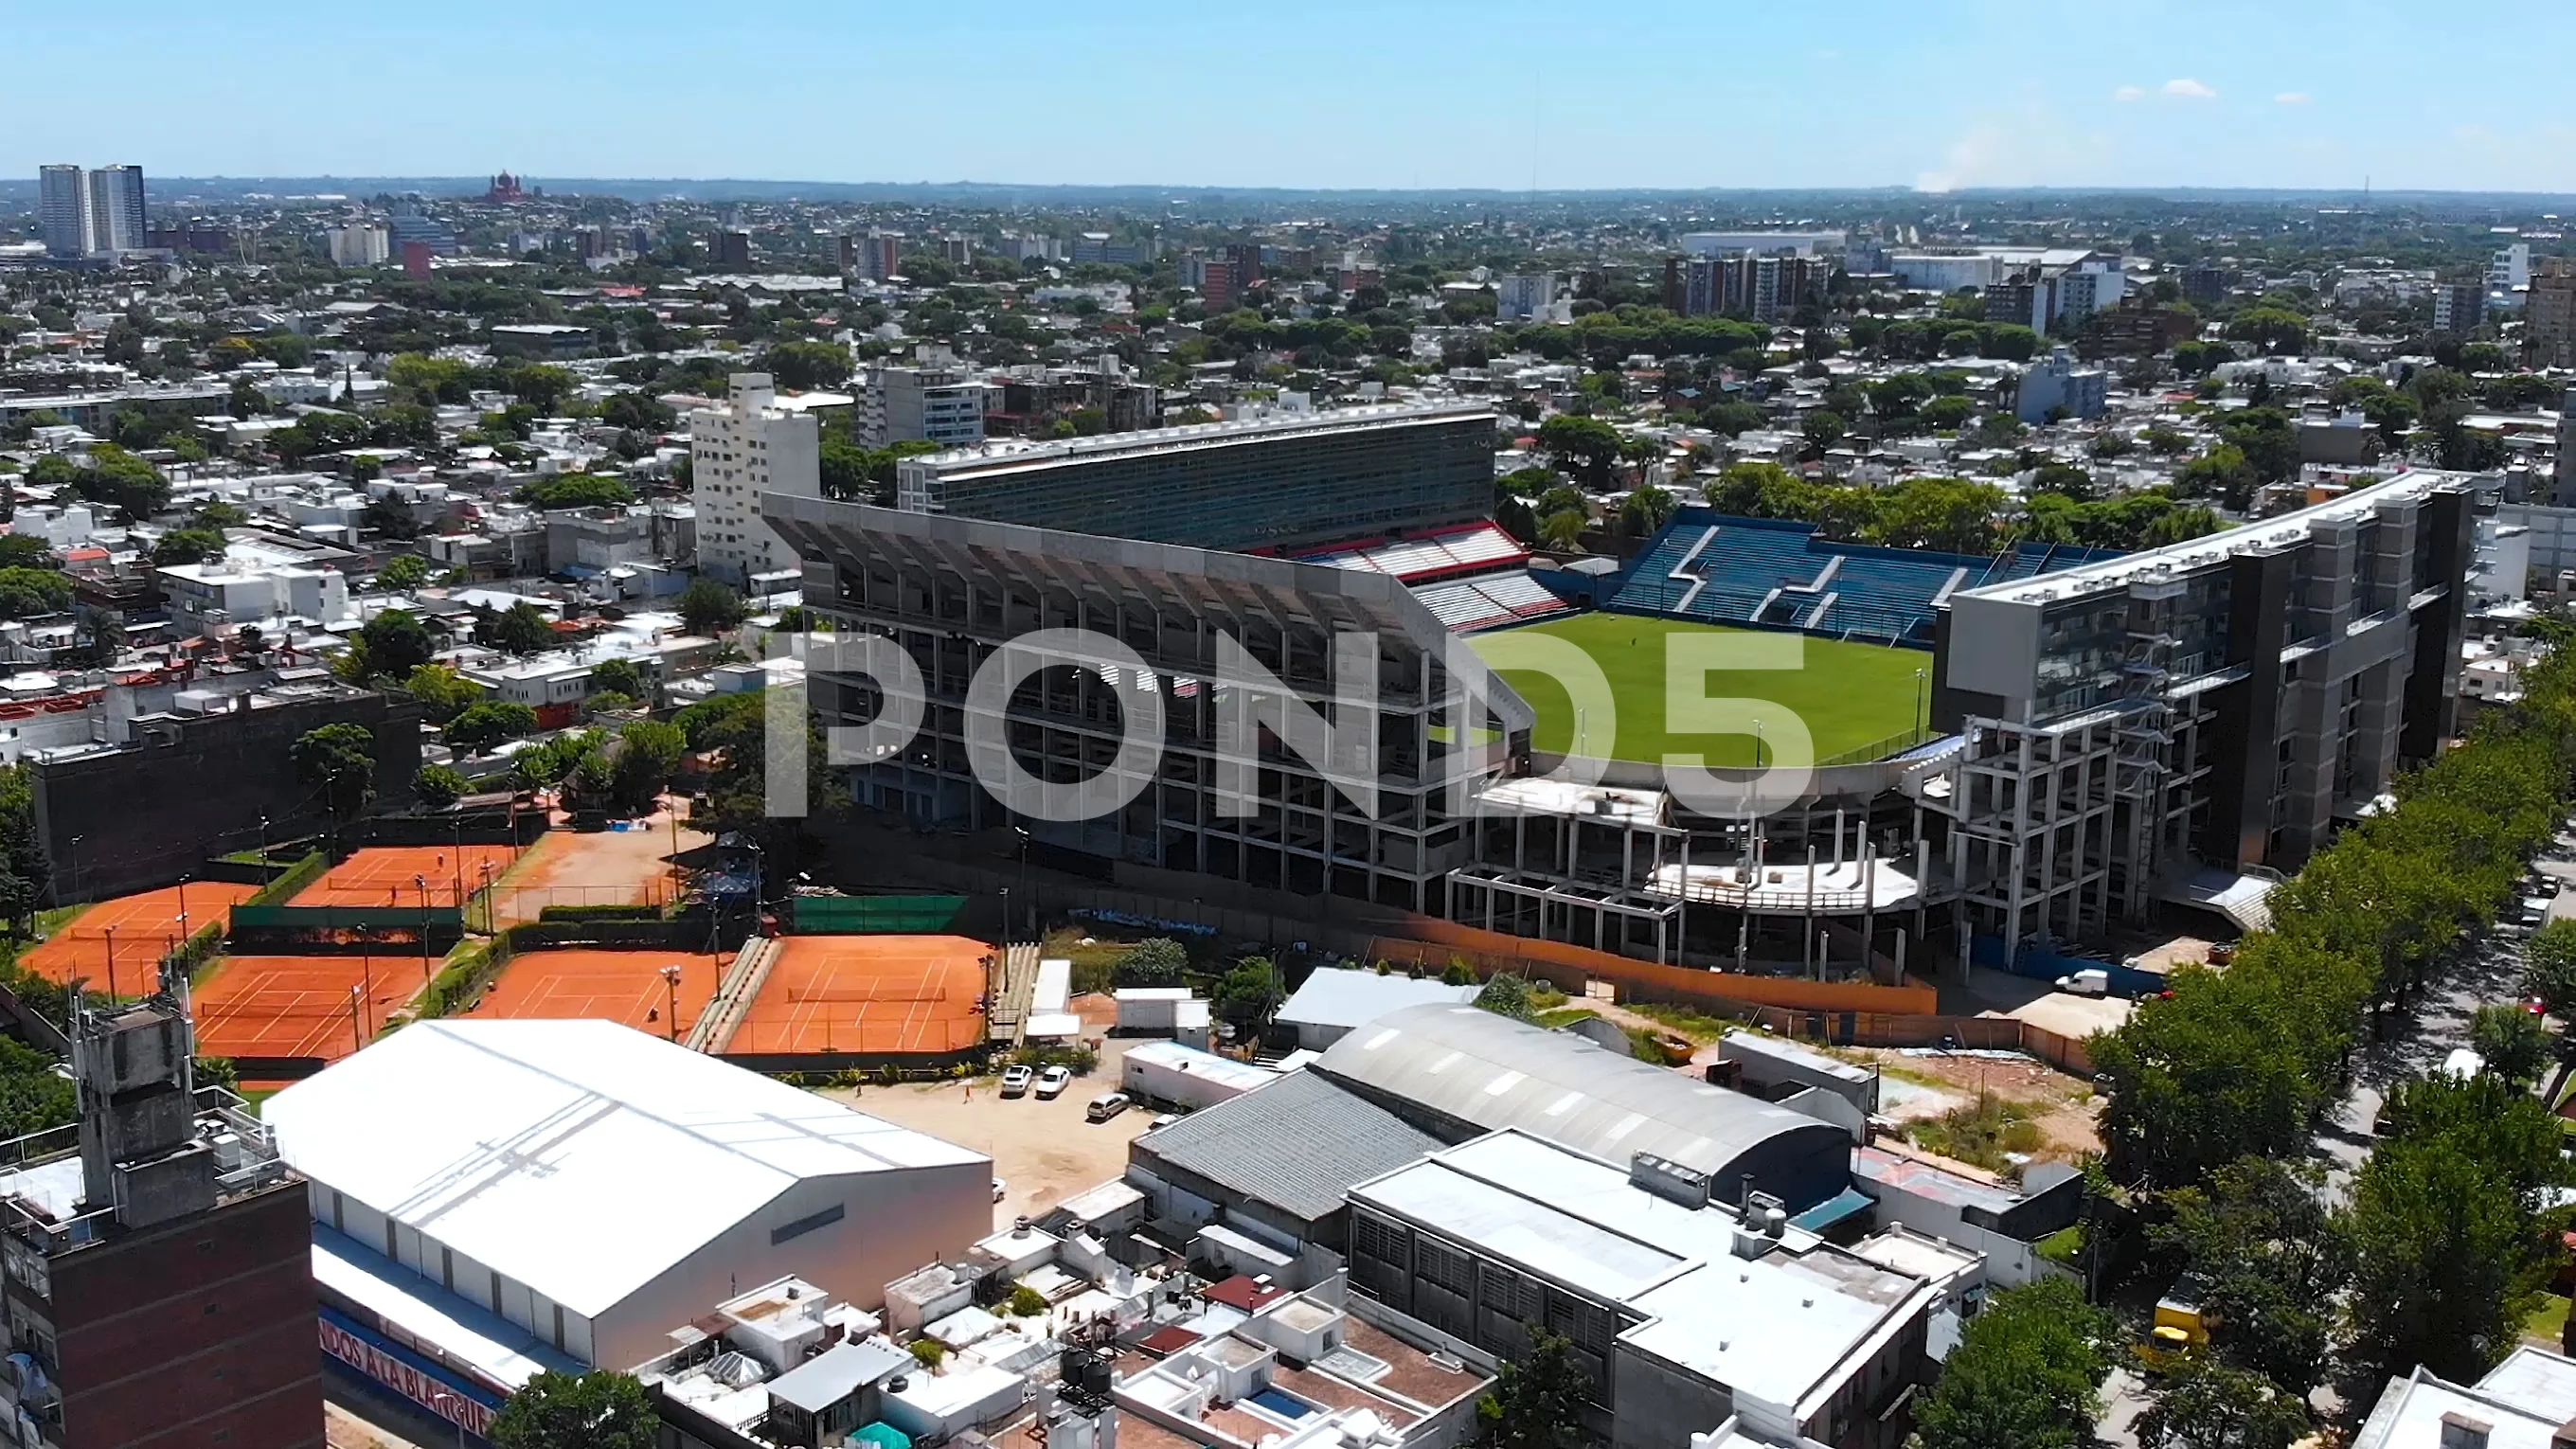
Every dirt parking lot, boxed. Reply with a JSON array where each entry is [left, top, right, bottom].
[[818, 1035, 1157, 1230]]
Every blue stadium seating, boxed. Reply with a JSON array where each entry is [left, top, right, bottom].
[[1602, 508, 2123, 645]]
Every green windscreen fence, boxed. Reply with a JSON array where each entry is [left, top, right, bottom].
[[789, 895, 967, 934], [232, 903, 466, 932]]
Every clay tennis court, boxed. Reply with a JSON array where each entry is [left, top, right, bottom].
[[293, 844, 523, 909], [24, 881, 262, 986], [466, 947, 724, 1037], [194, 953, 429, 1064], [731, 935, 990, 1055]]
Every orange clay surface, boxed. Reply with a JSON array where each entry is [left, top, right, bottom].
[[730, 934, 990, 1055], [463, 947, 725, 1038], [23, 881, 261, 986], [292, 845, 523, 908], [194, 952, 431, 1063]]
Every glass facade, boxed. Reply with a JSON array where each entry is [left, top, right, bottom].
[[898, 406, 1494, 549]]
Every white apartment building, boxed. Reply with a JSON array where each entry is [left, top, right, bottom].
[[859, 358, 988, 449], [38, 166, 85, 257], [1495, 273, 1557, 321], [157, 562, 349, 633], [38, 164, 145, 257], [327, 224, 390, 267], [691, 372, 821, 584]]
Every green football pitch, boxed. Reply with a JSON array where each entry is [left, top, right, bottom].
[[1472, 612, 1931, 767]]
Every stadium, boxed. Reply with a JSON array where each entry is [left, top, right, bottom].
[[770, 402, 2492, 987]]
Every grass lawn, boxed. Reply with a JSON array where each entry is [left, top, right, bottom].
[[2530, 1293, 2571, 1347], [1474, 612, 1930, 766]]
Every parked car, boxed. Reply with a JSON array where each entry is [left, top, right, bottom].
[[1085, 1092, 1133, 1122], [993, 1177, 1008, 1202], [1148, 1113, 1181, 1132], [1000, 1064, 1034, 1098], [1034, 1065, 1072, 1100]]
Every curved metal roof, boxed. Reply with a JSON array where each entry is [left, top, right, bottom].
[[1314, 1003, 1848, 1204]]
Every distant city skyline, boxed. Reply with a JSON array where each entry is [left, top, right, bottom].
[[9, 0, 2575, 195]]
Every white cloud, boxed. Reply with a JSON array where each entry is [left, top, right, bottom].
[[2275, 91, 2312, 105], [2162, 78, 2218, 99], [2113, 84, 2146, 102]]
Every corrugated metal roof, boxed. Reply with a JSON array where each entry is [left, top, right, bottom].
[[1275, 967, 1481, 1032], [1132, 1068, 1443, 1223], [1315, 1004, 1846, 1190]]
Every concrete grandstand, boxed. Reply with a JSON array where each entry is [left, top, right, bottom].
[[769, 400, 2491, 978]]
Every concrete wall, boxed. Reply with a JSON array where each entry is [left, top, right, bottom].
[[31, 689, 422, 901], [55, 1180, 323, 1449]]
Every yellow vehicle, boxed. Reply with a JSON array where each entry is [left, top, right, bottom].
[[2153, 1277, 2213, 1349]]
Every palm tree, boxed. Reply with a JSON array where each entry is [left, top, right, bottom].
[[1538, 508, 1588, 552]]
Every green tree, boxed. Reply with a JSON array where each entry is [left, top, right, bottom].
[[1475, 972, 1538, 1022], [150, 528, 225, 565], [412, 764, 469, 810], [607, 719, 686, 814], [501, 364, 577, 414], [2174, 444, 2258, 511], [1538, 509, 1588, 551], [445, 701, 541, 754], [2347, 1073, 2571, 1382], [377, 553, 431, 591], [2133, 1356, 2310, 1449], [0, 764, 48, 930], [1471, 1324, 1587, 1449], [2524, 919, 2576, 1022], [488, 1368, 657, 1449], [514, 474, 636, 510], [1115, 938, 1190, 989], [2470, 1003, 2549, 1085], [1920, 394, 1977, 431], [69, 608, 120, 669], [760, 340, 854, 391], [1913, 1279, 2115, 1449], [2225, 308, 2309, 355], [588, 657, 653, 705], [1537, 414, 1623, 488], [402, 663, 482, 725], [1212, 957, 1284, 1031], [350, 608, 436, 682], [0, 569, 73, 620], [67, 443, 170, 519], [0, 536, 54, 570], [478, 600, 555, 656], [2146, 1156, 2345, 1393], [1618, 484, 1675, 538], [679, 577, 748, 635], [292, 723, 378, 825]]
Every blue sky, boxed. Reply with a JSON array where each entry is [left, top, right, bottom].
[[9, 0, 2573, 193]]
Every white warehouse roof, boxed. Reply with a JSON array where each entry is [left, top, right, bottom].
[[267, 1019, 987, 1319]]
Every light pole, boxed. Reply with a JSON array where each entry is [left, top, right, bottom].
[[66, 835, 80, 907], [1914, 669, 1927, 740], [349, 985, 366, 1053], [101, 925, 116, 999], [415, 873, 433, 982], [257, 816, 270, 884], [660, 963, 684, 1043]]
